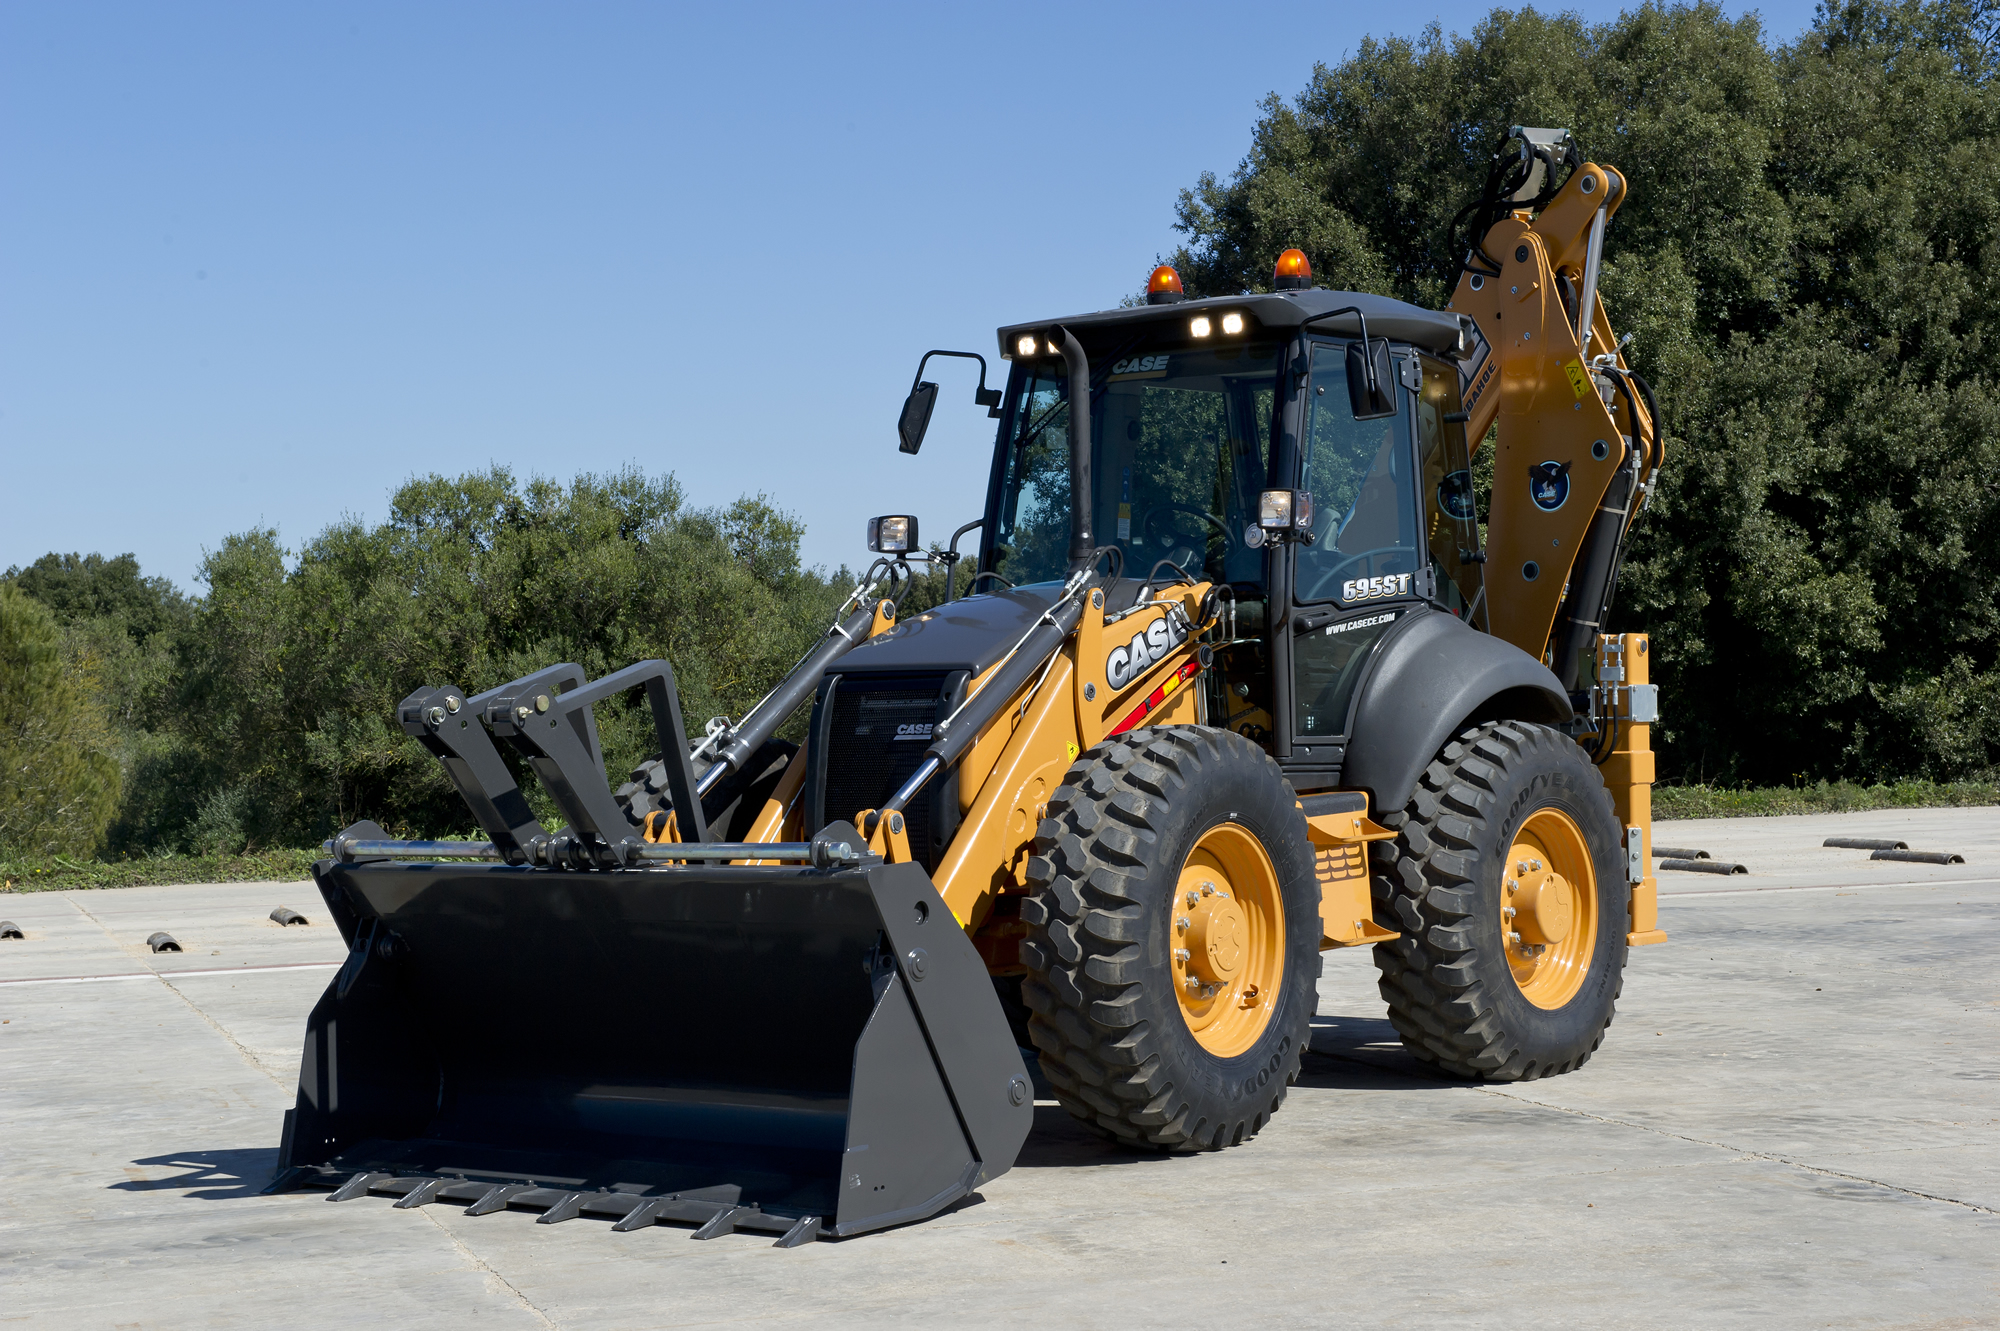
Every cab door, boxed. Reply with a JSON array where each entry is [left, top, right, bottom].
[[1280, 339, 1430, 784]]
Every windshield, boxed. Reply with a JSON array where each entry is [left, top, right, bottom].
[[989, 341, 1278, 588]]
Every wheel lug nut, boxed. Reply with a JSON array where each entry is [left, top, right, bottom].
[[1184, 976, 1201, 992], [1201, 883, 1215, 896], [1176, 915, 1191, 931], [1508, 931, 1523, 946], [1185, 891, 1200, 908], [1174, 948, 1190, 962], [1504, 906, 1516, 919]]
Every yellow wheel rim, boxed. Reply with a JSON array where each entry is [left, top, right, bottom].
[[1500, 808, 1599, 1009], [1171, 822, 1284, 1057]]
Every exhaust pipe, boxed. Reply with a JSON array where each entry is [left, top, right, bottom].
[[1052, 325, 1095, 571]]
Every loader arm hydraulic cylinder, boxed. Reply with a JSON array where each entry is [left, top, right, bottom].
[[870, 582, 1089, 832], [697, 605, 879, 796]]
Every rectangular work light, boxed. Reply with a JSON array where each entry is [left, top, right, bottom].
[[1258, 489, 1314, 532], [867, 515, 919, 554]]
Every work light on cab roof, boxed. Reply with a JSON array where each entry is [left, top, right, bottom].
[[1274, 248, 1312, 290], [1146, 264, 1185, 305]]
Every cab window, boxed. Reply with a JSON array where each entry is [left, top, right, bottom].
[[1293, 342, 1419, 607], [1417, 353, 1485, 626]]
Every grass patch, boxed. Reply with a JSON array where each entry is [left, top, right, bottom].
[[2, 779, 1993, 885], [0, 849, 319, 892], [1654, 779, 2000, 820]]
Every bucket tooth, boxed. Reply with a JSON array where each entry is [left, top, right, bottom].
[[261, 1166, 308, 1196], [536, 1192, 589, 1225], [689, 1206, 746, 1240], [391, 1178, 447, 1209], [465, 1184, 532, 1216], [610, 1198, 667, 1232], [328, 1172, 391, 1202], [774, 1216, 822, 1248]]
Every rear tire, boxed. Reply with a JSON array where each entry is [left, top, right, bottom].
[[1370, 720, 1628, 1081], [615, 738, 796, 842], [1020, 727, 1319, 1150]]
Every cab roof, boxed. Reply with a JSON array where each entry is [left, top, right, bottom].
[[996, 288, 1469, 360]]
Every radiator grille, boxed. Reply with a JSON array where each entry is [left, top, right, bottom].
[[819, 673, 952, 871]]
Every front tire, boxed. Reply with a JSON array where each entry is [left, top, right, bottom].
[[1371, 720, 1628, 1080], [615, 738, 796, 842], [1020, 727, 1320, 1150]]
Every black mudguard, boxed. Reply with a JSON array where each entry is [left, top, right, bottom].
[[1340, 609, 1572, 815]]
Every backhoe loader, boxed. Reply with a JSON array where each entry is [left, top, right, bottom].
[[268, 126, 1667, 1244]]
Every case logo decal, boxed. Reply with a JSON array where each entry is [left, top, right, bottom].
[[1529, 460, 1572, 512], [1104, 612, 1190, 691]]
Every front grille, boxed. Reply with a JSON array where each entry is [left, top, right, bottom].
[[813, 672, 957, 871]]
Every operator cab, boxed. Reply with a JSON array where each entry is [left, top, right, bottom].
[[977, 260, 1485, 792]]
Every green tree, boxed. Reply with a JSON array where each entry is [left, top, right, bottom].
[[0, 586, 123, 856], [1167, 0, 2000, 784], [147, 467, 852, 847]]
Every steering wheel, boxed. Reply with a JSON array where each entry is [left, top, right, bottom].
[[1140, 504, 1233, 555], [1300, 546, 1409, 603]]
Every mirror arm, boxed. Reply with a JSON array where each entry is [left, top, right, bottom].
[[913, 349, 1003, 415], [1297, 305, 1379, 396], [941, 518, 986, 604]]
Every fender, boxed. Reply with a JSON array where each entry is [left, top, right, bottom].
[[1340, 609, 1572, 816]]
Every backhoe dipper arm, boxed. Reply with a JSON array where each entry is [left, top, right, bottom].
[[1448, 148, 1661, 671]]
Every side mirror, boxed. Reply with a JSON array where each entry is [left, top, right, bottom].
[[1346, 338, 1397, 420], [898, 350, 1002, 455], [898, 382, 939, 455]]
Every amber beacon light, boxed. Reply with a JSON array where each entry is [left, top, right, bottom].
[[1146, 264, 1185, 305], [1274, 248, 1312, 291]]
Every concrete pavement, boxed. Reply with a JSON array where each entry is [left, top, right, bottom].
[[2, 808, 1995, 1328]]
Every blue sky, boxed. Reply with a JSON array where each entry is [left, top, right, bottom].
[[1, 1, 1825, 589]]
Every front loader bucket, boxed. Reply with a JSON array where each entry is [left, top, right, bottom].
[[268, 851, 1033, 1245]]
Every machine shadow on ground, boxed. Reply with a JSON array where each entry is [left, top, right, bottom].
[[109, 1147, 280, 1200], [1298, 1013, 1459, 1091]]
